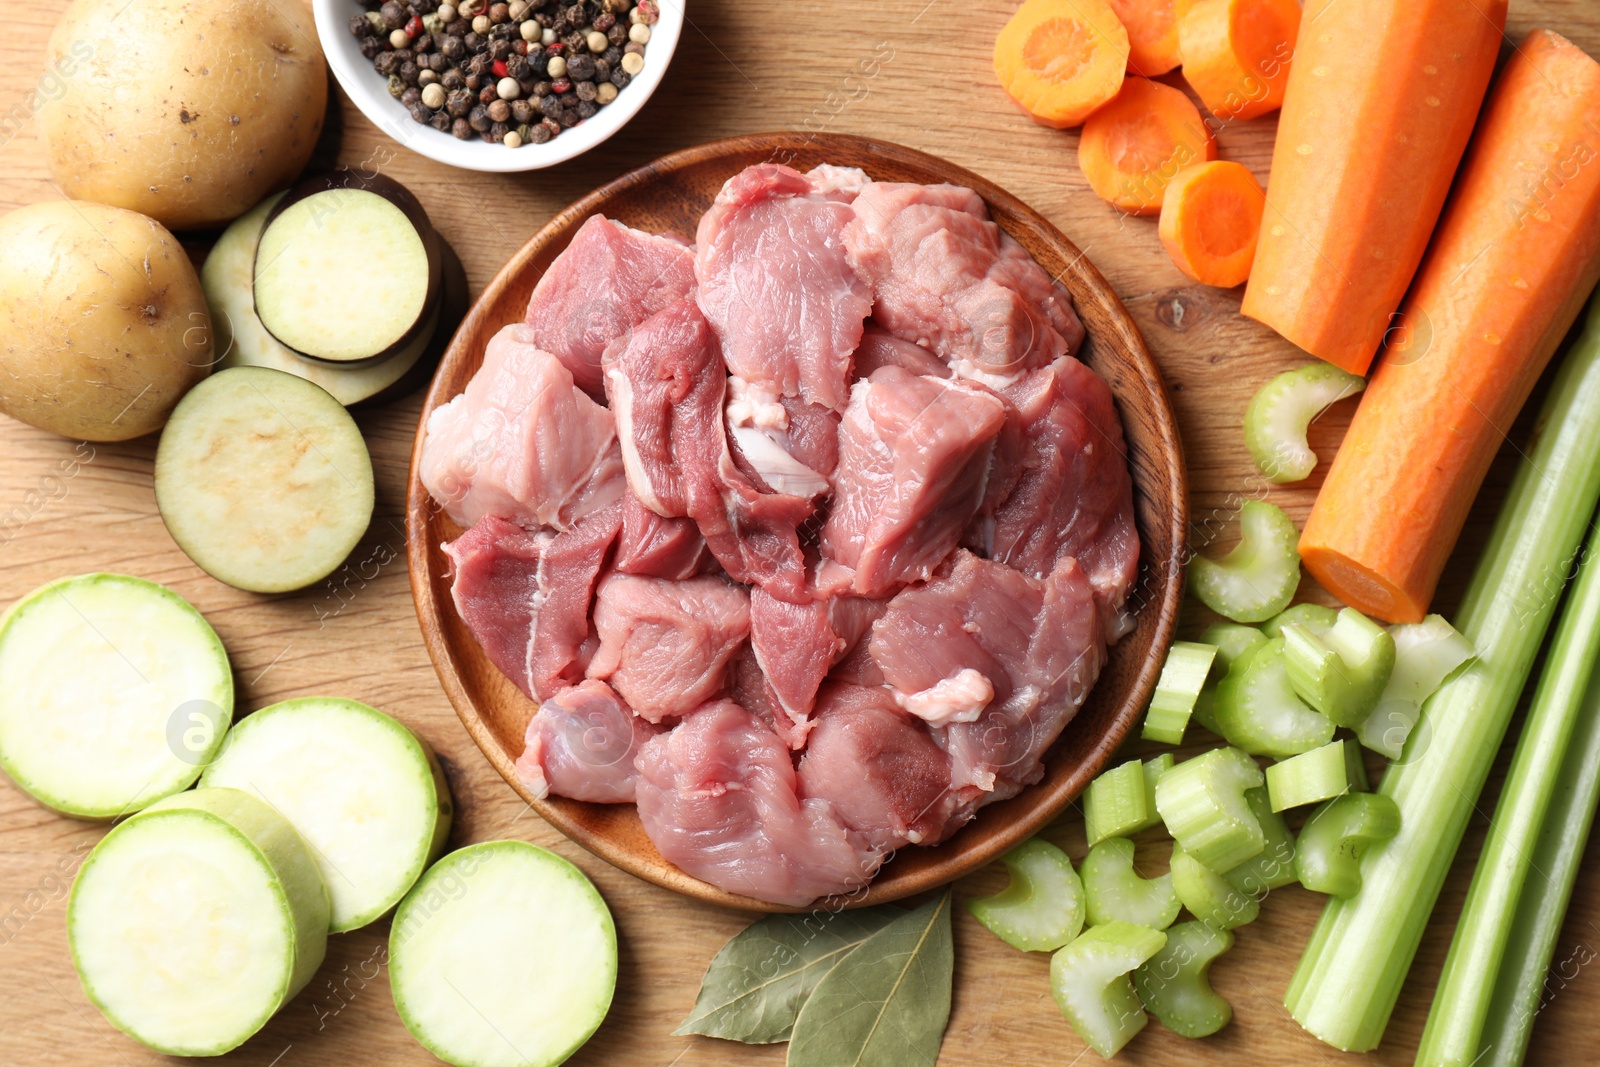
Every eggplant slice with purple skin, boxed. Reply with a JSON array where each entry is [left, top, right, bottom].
[[253, 170, 444, 368]]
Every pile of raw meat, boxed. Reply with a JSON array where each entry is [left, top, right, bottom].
[[420, 162, 1139, 906]]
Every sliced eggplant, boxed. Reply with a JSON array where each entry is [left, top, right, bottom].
[[154, 367, 375, 594], [253, 171, 442, 367]]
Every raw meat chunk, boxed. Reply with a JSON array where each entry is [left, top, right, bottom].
[[615, 489, 707, 581], [725, 378, 839, 498], [896, 668, 994, 728], [605, 300, 814, 600], [806, 164, 871, 203], [695, 164, 872, 412], [523, 214, 696, 396], [515, 680, 661, 803], [820, 366, 1007, 596], [634, 699, 880, 906], [870, 551, 1105, 800], [972, 357, 1140, 637], [443, 505, 621, 702], [587, 573, 751, 721], [853, 323, 951, 380], [748, 589, 892, 739], [798, 684, 977, 851], [421, 324, 622, 530], [843, 182, 1084, 382]]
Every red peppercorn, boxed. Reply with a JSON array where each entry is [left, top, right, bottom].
[[405, 15, 424, 37], [545, 41, 566, 56], [551, 77, 571, 93], [493, 58, 509, 78]]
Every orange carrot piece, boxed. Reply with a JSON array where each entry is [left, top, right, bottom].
[[1108, 0, 1182, 76], [1240, 0, 1506, 375], [1178, 0, 1300, 121], [1158, 161, 1264, 286], [1078, 78, 1215, 215], [1300, 30, 1600, 624], [994, 0, 1130, 129]]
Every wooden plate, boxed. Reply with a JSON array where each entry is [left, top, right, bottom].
[[406, 132, 1187, 912]]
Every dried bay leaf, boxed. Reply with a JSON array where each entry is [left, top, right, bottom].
[[675, 905, 903, 1043], [786, 891, 954, 1067]]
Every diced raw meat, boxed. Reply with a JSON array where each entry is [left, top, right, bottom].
[[806, 164, 870, 203], [443, 505, 621, 702], [895, 668, 994, 728], [828, 595, 890, 687], [615, 489, 707, 580], [797, 684, 978, 851], [842, 182, 1084, 383], [780, 397, 842, 477], [820, 366, 1007, 596], [420, 324, 622, 530], [587, 573, 751, 722], [523, 214, 696, 396], [853, 323, 951, 380], [748, 589, 893, 739], [870, 550, 1105, 800], [695, 164, 872, 412], [971, 357, 1140, 638], [729, 643, 805, 748], [634, 699, 880, 906], [515, 680, 661, 803], [725, 378, 839, 497], [605, 300, 814, 600]]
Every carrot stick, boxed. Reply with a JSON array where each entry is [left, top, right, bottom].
[[1078, 77, 1214, 215], [1177, 0, 1300, 121], [1158, 161, 1264, 287], [993, 0, 1130, 129], [1108, 0, 1181, 77], [1240, 0, 1506, 375], [1300, 30, 1600, 624]]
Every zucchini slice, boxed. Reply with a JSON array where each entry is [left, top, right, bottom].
[[391, 841, 617, 1067], [154, 367, 375, 593], [201, 697, 452, 932], [67, 788, 329, 1055], [0, 573, 231, 818]]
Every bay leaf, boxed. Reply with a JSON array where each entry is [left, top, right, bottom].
[[786, 891, 954, 1067], [675, 905, 904, 1043]]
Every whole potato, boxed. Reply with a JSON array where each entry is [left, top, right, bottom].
[[0, 202, 214, 441], [36, 0, 327, 232]]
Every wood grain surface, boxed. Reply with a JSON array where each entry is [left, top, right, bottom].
[[1, 1, 1598, 1064]]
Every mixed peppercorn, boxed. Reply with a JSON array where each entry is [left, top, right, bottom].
[[349, 0, 659, 147]]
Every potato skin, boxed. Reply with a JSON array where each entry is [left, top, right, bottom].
[[0, 202, 214, 441], [36, 0, 327, 232]]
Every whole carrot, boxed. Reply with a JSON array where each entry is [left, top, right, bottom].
[[1241, 0, 1505, 374]]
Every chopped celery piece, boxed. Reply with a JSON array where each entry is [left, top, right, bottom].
[[1188, 501, 1301, 624], [1223, 787, 1298, 894], [1265, 740, 1363, 812], [1192, 625, 1265, 737], [967, 838, 1085, 952], [1142, 754, 1174, 816], [1282, 608, 1396, 728], [1083, 759, 1149, 848], [1081, 838, 1181, 930], [1260, 602, 1338, 640], [1154, 747, 1265, 874], [1050, 922, 1167, 1058], [1132, 921, 1236, 1038], [1244, 363, 1365, 483], [1356, 615, 1476, 758], [1213, 638, 1336, 758], [1142, 641, 1218, 744], [1170, 844, 1259, 929], [1294, 793, 1401, 899]]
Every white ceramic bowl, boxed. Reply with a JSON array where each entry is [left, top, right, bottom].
[[313, 0, 683, 172]]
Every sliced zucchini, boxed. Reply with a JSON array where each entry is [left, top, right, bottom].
[[67, 787, 329, 1056], [201, 697, 452, 932], [155, 367, 375, 593], [254, 173, 442, 366], [391, 841, 617, 1067], [0, 573, 231, 818]]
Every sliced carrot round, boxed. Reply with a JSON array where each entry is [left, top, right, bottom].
[[994, 0, 1131, 129], [1179, 0, 1301, 121], [1078, 78, 1215, 215], [1108, 0, 1182, 76], [1158, 161, 1265, 287]]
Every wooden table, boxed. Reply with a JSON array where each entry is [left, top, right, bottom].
[[3, 1, 1598, 1063]]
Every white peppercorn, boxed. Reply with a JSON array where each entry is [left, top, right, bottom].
[[519, 19, 540, 41], [438, 4, 457, 21], [546, 54, 567, 78], [620, 50, 644, 75], [496, 76, 522, 99], [595, 80, 618, 104], [503, 128, 523, 148], [472, 14, 491, 34], [418, 68, 439, 85], [421, 82, 447, 109], [541, 27, 557, 45], [586, 30, 608, 52], [389, 27, 411, 48], [627, 22, 649, 44]]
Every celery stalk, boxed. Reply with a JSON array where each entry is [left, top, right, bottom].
[[1154, 747, 1265, 873], [1282, 609, 1395, 727], [1051, 923, 1167, 1058], [1083, 759, 1150, 847], [1133, 921, 1235, 1038], [968, 838, 1086, 953], [1260, 602, 1337, 640], [1187, 501, 1302, 624], [1416, 519, 1600, 1066], [1142, 641, 1217, 744], [1244, 363, 1365, 483], [1285, 292, 1600, 1052], [1265, 740, 1361, 812], [1080, 838, 1181, 930]]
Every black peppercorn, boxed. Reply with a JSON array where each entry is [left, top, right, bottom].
[[534, 11, 554, 27], [380, 1, 406, 29], [489, 2, 510, 21], [601, 45, 620, 65], [465, 72, 482, 90], [413, 33, 432, 52], [592, 57, 609, 79], [446, 87, 473, 116], [453, 116, 474, 139], [506, 52, 530, 79], [538, 93, 562, 117], [487, 98, 511, 123], [479, 84, 499, 103], [463, 31, 483, 50], [609, 68, 629, 88], [511, 98, 536, 123], [562, 30, 586, 52], [408, 102, 432, 124], [446, 17, 470, 35], [606, 21, 626, 45], [566, 53, 594, 80], [557, 105, 580, 128], [373, 50, 399, 75], [430, 108, 453, 132], [469, 52, 493, 75], [392, 46, 413, 63], [469, 105, 492, 131], [440, 34, 464, 59], [574, 79, 596, 101], [401, 85, 423, 106], [349, 14, 373, 36], [359, 36, 384, 59], [532, 79, 553, 97], [529, 121, 553, 144], [576, 98, 598, 119], [489, 38, 513, 60], [592, 12, 614, 32], [400, 60, 421, 86], [441, 67, 464, 88]]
